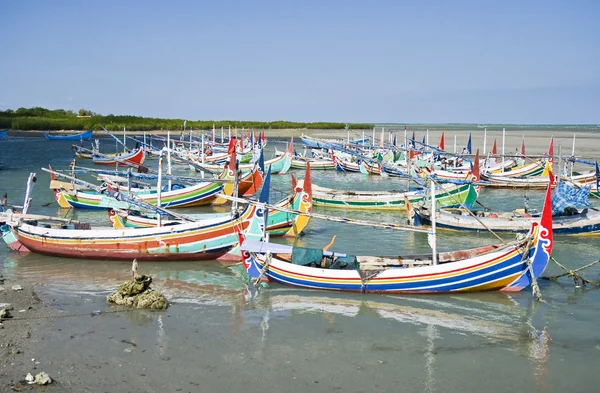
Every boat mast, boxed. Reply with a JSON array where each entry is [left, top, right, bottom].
[[501, 128, 506, 170], [571, 134, 576, 177], [483, 127, 487, 155], [430, 179, 437, 265], [156, 154, 163, 227], [167, 131, 172, 192], [200, 134, 205, 179]]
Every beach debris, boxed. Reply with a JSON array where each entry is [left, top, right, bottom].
[[132, 258, 139, 277], [34, 371, 52, 385], [0, 286, 5, 291], [107, 274, 168, 309], [11, 285, 23, 291], [1, 308, 12, 320], [25, 373, 34, 383]]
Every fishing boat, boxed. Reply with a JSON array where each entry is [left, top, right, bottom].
[[92, 147, 146, 167], [333, 155, 361, 172], [413, 177, 600, 235], [414, 205, 600, 235], [239, 178, 553, 294], [481, 167, 597, 188], [43, 130, 93, 141], [290, 157, 335, 170], [54, 180, 223, 210], [0, 130, 7, 140], [191, 143, 292, 175], [4, 203, 257, 261], [312, 182, 478, 210], [300, 134, 343, 149], [3, 170, 278, 260], [109, 164, 313, 237]]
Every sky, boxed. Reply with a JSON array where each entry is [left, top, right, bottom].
[[0, 0, 598, 124]]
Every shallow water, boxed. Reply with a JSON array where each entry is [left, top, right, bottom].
[[1, 137, 600, 392]]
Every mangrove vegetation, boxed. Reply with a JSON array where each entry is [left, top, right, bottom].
[[0, 107, 374, 131]]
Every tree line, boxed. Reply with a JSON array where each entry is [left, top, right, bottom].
[[0, 107, 374, 131]]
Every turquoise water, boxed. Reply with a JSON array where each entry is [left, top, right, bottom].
[[1, 137, 599, 392]]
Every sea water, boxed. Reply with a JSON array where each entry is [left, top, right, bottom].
[[1, 137, 599, 392]]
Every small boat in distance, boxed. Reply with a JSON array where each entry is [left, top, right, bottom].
[[43, 130, 93, 141]]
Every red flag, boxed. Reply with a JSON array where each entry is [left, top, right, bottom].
[[547, 137, 554, 164], [492, 139, 497, 155], [227, 137, 237, 154], [439, 132, 445, 151], [287, 136, 294, 154], [520, 135, 526, 155], [548, 170, 556, 186], [472, 149, 480, 182]]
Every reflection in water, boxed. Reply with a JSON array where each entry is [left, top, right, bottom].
[[524, 301, 551, 393], [423, 324, 440, 393], [1, 242, 558, 393], [251, 291, 526, 342], [157, 315, 167, 356]]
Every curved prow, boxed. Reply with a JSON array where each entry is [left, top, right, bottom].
[[505, 172, 553, 291], [529, 170, 554, 277]]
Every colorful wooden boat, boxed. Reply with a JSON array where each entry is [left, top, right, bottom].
[[190, 147, 291, 175], [290, 156, 335, 170], [109, 164, 313, 237], [481, 169, 596, 188], [484, 160, 547, 178], [55, 181, 223, 210], [312, 182, 478, 210], [332, 153, 361, 172], [43, 130, 93, 141], [6, 203, 256, 261], [92, 147, 146, 167], [240, 179, 553, 294], [414, 205, 600, 236]]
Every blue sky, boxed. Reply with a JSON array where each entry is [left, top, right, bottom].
[[0, 0, 598, 123]]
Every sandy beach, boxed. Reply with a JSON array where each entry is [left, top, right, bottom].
[[8, 127, 600, 159]]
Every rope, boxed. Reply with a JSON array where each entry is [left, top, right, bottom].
[[520, 237, 543, 302], [253, 252, 273, 289], [542, 257, 600, 287]]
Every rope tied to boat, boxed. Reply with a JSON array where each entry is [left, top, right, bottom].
[[254, 252, 273, 289], [542, 257, 600, 287], [519, 236, 544, 302]]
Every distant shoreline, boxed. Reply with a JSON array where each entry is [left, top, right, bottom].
[[4, 124, 599, 139]]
